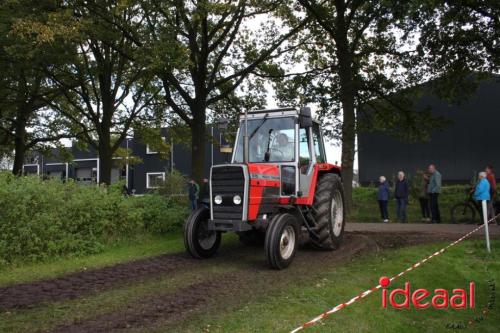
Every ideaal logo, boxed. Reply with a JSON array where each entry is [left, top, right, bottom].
[[379, 276, 475, 309]]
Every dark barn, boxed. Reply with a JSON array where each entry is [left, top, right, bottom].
[[358, 76, 500, 185]]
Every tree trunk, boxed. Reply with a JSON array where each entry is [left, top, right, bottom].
[[340, 96, 356, 211], [190, 108, 207, 183], [335, 11, 356, 211], [12, 111, 28, 176], [98, 135, 113, 185]]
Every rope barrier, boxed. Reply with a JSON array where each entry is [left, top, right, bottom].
[[290, 214, 500, 333]]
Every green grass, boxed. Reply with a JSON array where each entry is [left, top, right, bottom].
[[350, 185, 470, 223], [172, 240, 500, 333], [0, 233, 184, 287], [0, 237, 498, 333]]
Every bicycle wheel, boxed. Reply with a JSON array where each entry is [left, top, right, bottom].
[[450, 203, 476, 224]]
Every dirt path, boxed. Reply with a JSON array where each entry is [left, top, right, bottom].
[[50, 234, 377, 333], [0, 229, 482, 333], [0, 241, 256, 311], [346, 222, 500, 235], [47, 232, 457, 333]]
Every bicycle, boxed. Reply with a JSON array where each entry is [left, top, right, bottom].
[[451, 188, 499, 224], [450, 189, 481, 224]]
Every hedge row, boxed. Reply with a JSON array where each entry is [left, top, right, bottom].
[[0, 172, 188, 264]]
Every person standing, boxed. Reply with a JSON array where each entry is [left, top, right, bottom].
[[427, 164, 442, 223], [474, 172, 491, 223], [188, 179, 200, 211], [377, 176, 390, 222], [395, 171, 409, 222], [198, 178, 209, 207], [419, 173, 431, 222], [485, 165, 497, 221]]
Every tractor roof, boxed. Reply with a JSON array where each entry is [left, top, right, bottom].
[[239, 107, 318, 123]]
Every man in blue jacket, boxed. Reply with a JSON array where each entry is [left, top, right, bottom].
[[395, 171, 409, 222], [427, 164, 442, 223]]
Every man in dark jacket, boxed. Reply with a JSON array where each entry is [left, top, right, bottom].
[[427, 164, 442, 223], [188, 179, 200, 211], [395, 171, 409, 222], [198, 178, 209, 207]]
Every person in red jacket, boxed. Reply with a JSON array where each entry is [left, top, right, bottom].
[[485, 165, 497, 221]]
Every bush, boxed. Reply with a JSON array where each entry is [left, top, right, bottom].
[[127, 195, 188, 234], [156, 169, 188, 195], [0, 172, 188, 264]]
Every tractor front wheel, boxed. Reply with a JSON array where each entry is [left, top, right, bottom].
[[184, 207, 221, 259], [264, 213, 299, 270]]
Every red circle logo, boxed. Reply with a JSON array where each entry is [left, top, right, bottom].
[[379, 276, 391, 288]]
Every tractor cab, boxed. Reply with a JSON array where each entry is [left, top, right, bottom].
[[231, 107, 327, 199], [184, 107, 345, 270]]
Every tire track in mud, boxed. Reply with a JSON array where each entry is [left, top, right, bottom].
[[0, 231, 458, 333], [0, 253, 193, 311], [48, 233, 445, 333]]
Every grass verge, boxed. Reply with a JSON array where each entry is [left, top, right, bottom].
[[170, 240, 500, 333], [0, 233, 184, 287]]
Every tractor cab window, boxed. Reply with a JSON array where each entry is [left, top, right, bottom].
[[299, 128, 311, 174], [312, 123, 326, 163], [233, 117, 296, 163]]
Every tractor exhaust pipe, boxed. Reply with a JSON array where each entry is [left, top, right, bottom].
[[243, 108, 249, 164]]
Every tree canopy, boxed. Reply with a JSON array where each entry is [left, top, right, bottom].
[[0, 0, 497, 194]]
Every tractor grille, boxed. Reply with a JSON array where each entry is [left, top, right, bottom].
[[211, 165, 246, 220]]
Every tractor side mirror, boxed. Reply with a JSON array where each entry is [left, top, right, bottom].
[[299, 107, 312, 128]]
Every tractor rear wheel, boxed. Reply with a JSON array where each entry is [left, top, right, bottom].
[[184, 207, 221, 258], [309, 173, 345, 250], [264, 213, 299, 270]]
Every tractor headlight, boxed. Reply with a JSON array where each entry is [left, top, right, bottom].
[[214, 195, 223, 205], [233, 195, 242, 205]]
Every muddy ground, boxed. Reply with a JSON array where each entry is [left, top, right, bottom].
[[0, 230, 471, 333]]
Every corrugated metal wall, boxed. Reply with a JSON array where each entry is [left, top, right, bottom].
[[358, 77, 500, 184]]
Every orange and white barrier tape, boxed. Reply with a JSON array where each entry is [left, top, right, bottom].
[[290, 215, 499, 333]]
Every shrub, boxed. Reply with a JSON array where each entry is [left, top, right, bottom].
[[156, 170, 188, 197], [127, 194, 188, 234], [0, 172, 188, 264]]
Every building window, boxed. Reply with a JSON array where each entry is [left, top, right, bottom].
[[146, 144, 157, 154], [146, 137, 166, 154], [146, 172, 165, 189]]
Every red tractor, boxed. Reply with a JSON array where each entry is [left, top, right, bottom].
[[184, 107, 345, 269]]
